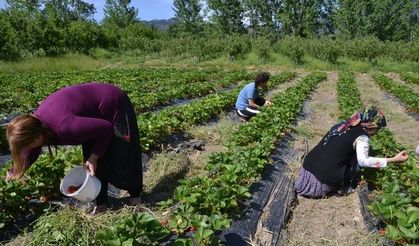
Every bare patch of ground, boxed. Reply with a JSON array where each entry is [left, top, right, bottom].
[[285, 194, 383, 246], [356, 73, 418, 150], [185, 114, 236, 178], [142, 151, 191, 203], [283, 72, 381, 246], [386, 72, 419, 94]]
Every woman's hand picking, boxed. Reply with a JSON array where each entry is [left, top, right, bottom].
[[264, 100, 273, 107], [86, 154, 99, 175], [393, 150, 409, 163], [5, 170, 13, 181]]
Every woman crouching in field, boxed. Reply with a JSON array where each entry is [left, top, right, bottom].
[[6, 82, 142, 214], [295, 106, 409, 198]]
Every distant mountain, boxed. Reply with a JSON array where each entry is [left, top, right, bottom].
[[140, 18, 177, 31]]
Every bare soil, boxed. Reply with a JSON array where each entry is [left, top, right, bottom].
[[356, 73, 418, 150], [283, 72, 382, 246], [386, 72, 419, 94]]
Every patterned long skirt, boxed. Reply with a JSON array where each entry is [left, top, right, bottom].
[[294, 168, 335, 198]]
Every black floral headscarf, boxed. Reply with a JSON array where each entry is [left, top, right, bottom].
[[323, 105, 386, 145]]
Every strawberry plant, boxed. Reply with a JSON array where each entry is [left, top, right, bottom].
[[96, 213, 169, 246], [0, 67, 251, 114], [337, 72, 419, 244], [337, 72, 362, 118], [138, 71, 296, 152], [400, 72, 419, 85], [372, 73, 419, 112], [0, 148, 81, 228]]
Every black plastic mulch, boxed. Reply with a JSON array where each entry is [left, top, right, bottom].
[[219, 135, 297, 246], [357, 185, 396, 246]]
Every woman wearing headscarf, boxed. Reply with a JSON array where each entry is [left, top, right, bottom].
[[6, 83, 142, 214], [295, 106, 409, 198]]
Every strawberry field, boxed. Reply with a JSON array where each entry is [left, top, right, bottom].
[[0, 66, 417, 245]]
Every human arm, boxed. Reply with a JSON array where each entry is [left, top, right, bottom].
[[386, 150, 409, 163], [248, 99, 262, 109], [355, 136, 409, 168], [60, 116, 113, 175]]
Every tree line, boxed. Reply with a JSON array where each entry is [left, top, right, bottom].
[[0, 0, 418, 62]]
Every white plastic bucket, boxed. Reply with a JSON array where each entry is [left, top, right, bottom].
[[60, 166, 101, 202]]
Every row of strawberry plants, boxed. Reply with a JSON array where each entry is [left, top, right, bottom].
[[372, 74, 419, 112], [0, 67, 227, 91], [337, 72, 363, 116], [131, 71, 253, 113], [337, 72, 418, 244], [0, 71, 295, 237], [0, 148, 82, 229], [138, 71, 296, 152], [400, 72, 419, 85], [0, 67, 247, 114], [92, 72, 327, 245], [0, 69, 251, 152], [20, 71, 300, 245]]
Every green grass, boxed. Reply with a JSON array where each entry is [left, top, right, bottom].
[[1, 51, 417, 74], [0, 54, 110, 73], [143, 151, 190, 194], [375, 59, 419, 73]]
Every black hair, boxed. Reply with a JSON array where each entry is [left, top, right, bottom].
[[255, 72, 270, 87]]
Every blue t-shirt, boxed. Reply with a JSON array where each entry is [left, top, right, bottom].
[[235, 82, 258, 110]]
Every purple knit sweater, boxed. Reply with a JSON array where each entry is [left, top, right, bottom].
[[20, 82, 126, 171]]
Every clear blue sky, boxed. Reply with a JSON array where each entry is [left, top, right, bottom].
[[0, 0, 175, 21]]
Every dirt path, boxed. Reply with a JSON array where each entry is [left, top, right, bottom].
[[386, 72, 419, 94], [356, 73, 418, 150], [284, 72, 382, 246]]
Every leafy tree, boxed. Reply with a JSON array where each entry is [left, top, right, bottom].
[[280, 0, 320, 37], [66, 20, 101, 53], [103, 0, 138, 28], [335, 0, 417, 41], [5, 0, 41, 15], [207, 0, 245, 34], [172, 0, 203, 34], [68, 0, 96, 20], [335, 0, 372, 39], [119, 23, 160, 51], [317, 0, 338, 35], [39, 17, 67, 55], [42, 0, 95, 23], [0, 10, 21, 60], [367, 0, 416, 41], [243, 0, 281, 36]]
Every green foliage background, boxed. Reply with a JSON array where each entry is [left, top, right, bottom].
[[0, 0, 417, 63]]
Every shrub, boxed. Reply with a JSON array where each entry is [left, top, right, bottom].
[[276, 36, 305, 65], [345, 36, 383, 64], [0, 13, 21, 60], [66, 21, 101, 54], [88, 47, 115, 59], [306, 37, 341, 64], [226, 35, 248, 61], [252, 37, 271, 62]]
